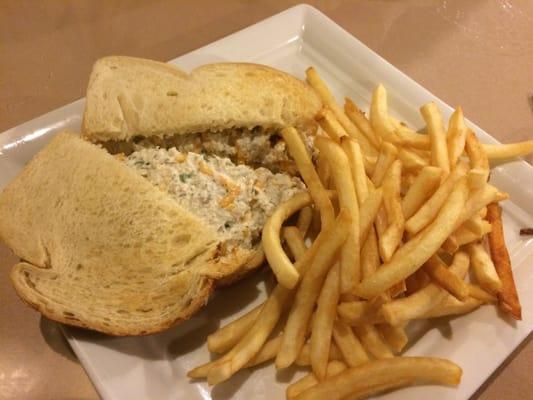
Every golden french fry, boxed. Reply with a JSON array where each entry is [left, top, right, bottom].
[[316, 107, 347, 143], [380, 251, 470, 325], [316, 136, 360, 293], [390, 117, 431, 150], [359, 187, 383, 243], [316, 151, 331, 189], [446, 106, 467, 169], [311, 264, 341, 380], [282, 126, 335, 230], [293, 357, 462, 400], [467, 242, 503, 295], [361, 227, 380, 280], [337, 300, 384, 326], [263, 192, 316, 288], [461, 214, 486, 237], [379, 160, 404, 262], [370, 84, 401, 143], [468, 283, 498, 304], [283, 226, 308, 261], [467, 167, 487, 190], [423, 254, 469, 300], [353, 324, 393, 359], [483, 140, 533, 161], [377, 323, 408, 353], [245, 335, 282, 368], [397, 147, 428, 171], [423, 295, 483, 318], [341, 136, 369, 202], [405, 162, 467, 235], [486, 203, 522, 319], [454, 222, 491, 246], [207, 305, 263, 354], [287, 361, 347, 399], [465, 129, 489, 182], [296, 206, 313, 237], [276, 209, 351, 369], [332, 320, 369, 367], [371, 141, 398, 187], [306, 67, 377, 156], [401, 166, 442, 219], [295, 342, 343, 367], [355, 178, 469, 298], [344, 97, 381, 148], [421, 102, 450, 176], [454, 184, 508, 230]]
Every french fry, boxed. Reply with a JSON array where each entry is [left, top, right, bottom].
[[287, 361, 347, 399], [390, 117, 431, 150], [263, 192, 317, 288], [486, 203, 522, 319], [467, 167, 487, 190], [293, 357, 462, 400], [405, 162, 467, 235], [332, 320, 369, 367], [207, 305, 263, 354], [379, 160, 404, 262], [311, 264, 341, 380], [337, 300, 383, 326], [397, 147, 428, 171], [341, 137, 369, 202], [282, 126, 335, 230], [461, 214, 487, 237], [401, 166, 442, 219], [316, 107, 347, 143], [245, 335, 282, 367], [344, 97, 381, 148], [423, 254, 469, 300], [316, 151, 331, 188], [370, 84, 401, 143], [295, 342, 343, 366], [465, 129, 489, 183], [377, 323, 408, 353], [446, 107, 467, 169], [306, 67, 377, 156], [405, 268, 431, 295], [468, 284, 498, 304], [483, 140, 533, 161], [276, 209, 351, 369], [454, 184, 508, 230], [355, 178, 469, 299], [381, 251, 470, 325], [423, 295, 483, 318], [467, 243, 503, 295], [283, 226, 308, 261], [353, 324, 394, 359], [359, 187, 383, 243], [371, 141, 398, 187], [421, 102, 450, 176], [315, 136, 360, 293], [296, 206, 313, 237], [361, 227, 380, 280]]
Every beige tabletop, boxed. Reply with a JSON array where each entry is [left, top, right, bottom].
[[1, 1, 532, 399]]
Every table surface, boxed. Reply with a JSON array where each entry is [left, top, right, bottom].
[[1, 1, 532, 399]]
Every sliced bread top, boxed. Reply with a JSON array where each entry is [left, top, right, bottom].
[[82, 56, 321, 142]]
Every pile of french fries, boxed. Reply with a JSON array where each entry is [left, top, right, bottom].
[[189, 67, 531, 399]]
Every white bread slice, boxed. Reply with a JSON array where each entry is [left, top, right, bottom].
[[82, 56, 321, 142], [0, 132, 253, 335]]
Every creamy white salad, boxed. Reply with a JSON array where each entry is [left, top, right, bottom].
[[124, 147, 306, 250]]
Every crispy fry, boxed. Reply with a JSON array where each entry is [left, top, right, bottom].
[[379, 160, 404, 262], [337, 300, 384, 326], [390, 117, 431, 150], [295, 342, 343, 367], [468, 284, 498, 304], [401, 166, 442, 219], [467, 242, 503, 295], [316, 107, 347, 143], [397, 147, 428, 171], [245, 335, 282, 367], [287, 361, 347, 399], [483, 140, 533, 161], [486, 203, 522, 319], [316, 136, 360, 293], [421, 102, 450, 176], [359, 188, 383, 243], [455, 184, 508, 230], [377, 323, 408, 353], [306, 67, 377, 156], [405, 162, 467, 235], [341, 137, 369, 202], [423, 295, 483, 318], [283, 226, 308, 261], [371, 142, 398, 187], [370, 84, 401, 143], [276, 209, 351, 369], [282, 126, 335, 230], [344, 98, 381, 148], [467, 167, 488, 190], [424, 254, 469, 300], [316, 151, 331, 189], [361, 227, 380, 280], [293, 357, 462, 400], [446, 106, 467, 169], [465, 129, 489, 182], [296, 206, 313, 237], [311, 264, 341, 380], [381, 252, 470, 325], [355, 179, 469, 298], [353, 324, 393, 359], [332, 320, 369, 367]]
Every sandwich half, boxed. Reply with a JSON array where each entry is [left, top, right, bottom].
[[0, 58, 320, 335]]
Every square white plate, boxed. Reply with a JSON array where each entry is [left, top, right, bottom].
[[1, 4, 532, 400]]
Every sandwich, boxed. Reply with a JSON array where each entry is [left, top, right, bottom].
[[0, 57, 321, 335]]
